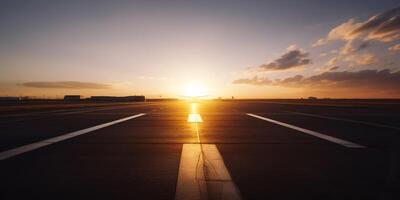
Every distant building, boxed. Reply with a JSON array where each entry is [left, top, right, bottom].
[[308, 96, 318, 100], [20, 96, 30, 100], [64, 95, 81, 100], [90, 95, 145, 102], [0, 96, 20, 101]]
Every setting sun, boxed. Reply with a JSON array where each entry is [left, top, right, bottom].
[[183, 82, 208, 98], [1, 1, 400, 199]]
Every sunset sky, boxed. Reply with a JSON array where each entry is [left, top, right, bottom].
[[1, 0, 399, 98]]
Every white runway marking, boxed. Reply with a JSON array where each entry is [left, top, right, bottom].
[[247, 113, 366, 148], [0, 113, 146, 160], [287, 111, 400, 131], [175, 144, 241, 200]]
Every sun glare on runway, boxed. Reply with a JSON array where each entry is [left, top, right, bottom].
[[188, 103, 202, 123], [190, 103, 198, 113]]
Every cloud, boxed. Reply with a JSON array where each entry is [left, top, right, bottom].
[[313, 19, 363, 46], [277, 75, 304, 87], [320, 52, 328, 57], [300, 69, 400, 89], [313, 7, 399, 69], [343, 53, 378, 66], [358, 41, 370, 50], [353, 7, 400, 42], [232, 76, 272, 86], [313, 38, 328, 47], [389, 43, 400, 51], [259, 45, 311, 71], [329, 66, 340, 71], [233, 69, 400, 92], [21, 81, 111, 89], [325, 48, 378, 67], [340, 40, 357, 55], [326, 56, 339, 66], [315, 65, 340, 73], [314, 6, 400, 45], [338, 40, 371, 56]]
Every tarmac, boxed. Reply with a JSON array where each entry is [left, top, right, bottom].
[[1, 100, 399, 199]]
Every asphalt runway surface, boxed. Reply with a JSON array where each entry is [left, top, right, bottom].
[[1, 100, 400, 199]]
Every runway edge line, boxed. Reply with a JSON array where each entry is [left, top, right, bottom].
[[0, 113, 146, 160], [246, 113, 366, 148]]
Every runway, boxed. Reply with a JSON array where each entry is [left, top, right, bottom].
[[1, 100, 399, 199]]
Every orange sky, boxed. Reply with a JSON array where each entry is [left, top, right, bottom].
[[0, 1, 399, 98]]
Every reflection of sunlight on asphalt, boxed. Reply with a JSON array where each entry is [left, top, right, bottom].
[[188, 113, 203, 123], [191, 103, 198, 113], [188, 103, 203, 124], [180, 102, 240, 199], [187, 103, 202, 143]]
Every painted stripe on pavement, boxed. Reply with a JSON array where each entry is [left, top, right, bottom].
[[0, 113, 146, 160], [175, 144, 241, 200], [247, 113, 365, 148]]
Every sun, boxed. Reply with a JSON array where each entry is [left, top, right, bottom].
[[184, 82, 208, 98]]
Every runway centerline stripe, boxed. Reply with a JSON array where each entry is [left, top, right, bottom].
[[175, 144, 241, 200], [0, 113, 146, 160], [246, 113, 366, 148]]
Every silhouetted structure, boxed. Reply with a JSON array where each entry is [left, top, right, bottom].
[[64, 95, 81, 100], [90, 95, 145, 102], [0, 96, 21, 101]]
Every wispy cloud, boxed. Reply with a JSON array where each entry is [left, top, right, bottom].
[[21, 81, 111, 89], [314, 6, 400, 46], [329, 66, 340, 71], [312, 19, 363, 46], [315, 66, 340, 73], [389, 43, 400, 52], [232, 76, 272, 86], [342, 53, 378, 66], [352, 7, 400, 42], [312, 6, 398, 70], [324, 49, 378, 68]]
